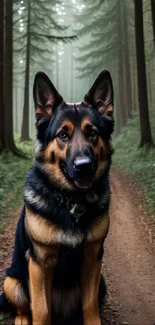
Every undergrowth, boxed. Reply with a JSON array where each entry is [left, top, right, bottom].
[[113, 111, 155, 216], [0, 136, 34, 230]]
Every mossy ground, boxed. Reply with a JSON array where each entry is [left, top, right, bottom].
[[113, 111, 155, 215], [0, 136, 33, 230]]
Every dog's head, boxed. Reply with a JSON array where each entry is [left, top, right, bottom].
[[34, 70, 114, 191]]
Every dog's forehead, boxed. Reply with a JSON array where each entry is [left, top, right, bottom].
[[58, 102, 95, 122], [48, 102, 99, 138], [65, 102, 88, 111]]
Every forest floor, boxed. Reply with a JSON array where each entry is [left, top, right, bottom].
[[102, 168, 155, 325], [0, 168, 155, 325]]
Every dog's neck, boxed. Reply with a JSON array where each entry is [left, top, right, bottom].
[[24, 163, 111, 227]]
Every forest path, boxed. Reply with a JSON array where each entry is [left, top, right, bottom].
[[102, 169, 155, 325], [0, 170, 155, 325]]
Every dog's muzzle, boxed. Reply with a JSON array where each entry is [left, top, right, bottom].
[[73, 157, 92, 177]]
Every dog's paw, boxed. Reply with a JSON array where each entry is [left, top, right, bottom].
[[15, 315, 30, 325], [84, 317, 101, 325]]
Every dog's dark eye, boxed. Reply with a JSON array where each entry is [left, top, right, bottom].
[[89, 130, 97, 137], [36, 113, 43, 123], [58, 131, 69, 141]]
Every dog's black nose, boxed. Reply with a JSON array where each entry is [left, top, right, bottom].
[[74, 157, 92, 174]]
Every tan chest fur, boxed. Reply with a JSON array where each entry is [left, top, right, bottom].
[[25, 208, 110, 267]]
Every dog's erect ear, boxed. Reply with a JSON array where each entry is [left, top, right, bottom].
[[33, 72, 63, 122], [83, 70, 114, 118]]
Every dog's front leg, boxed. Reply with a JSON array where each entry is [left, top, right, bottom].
[[29, 257, 53, 325], [81, 240, 103, 325]]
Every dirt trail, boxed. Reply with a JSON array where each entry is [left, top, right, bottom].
[[0, 208, 21, 281], [103, 169, 155, 325], [0, 170, 155, 325]]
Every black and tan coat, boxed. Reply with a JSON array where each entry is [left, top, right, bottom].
[[2, 70, 114, 325]]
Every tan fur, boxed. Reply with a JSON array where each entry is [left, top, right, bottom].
[[33, 241, 60, 268], [87, 212, 110, 242], [81, 120, 110, 181], [96, 160, 109, 179], [25, 209, 60, 245], [81, 239, 103, 325], [4, 277, 19, 305], [39, 118, 110, 190], [57, 120, 74, 136], [93, 137, 107, 159], [44, 162, 74, 190], [44, 138, 66, 160], [93, 137, 110, 179], [25, 208, 84, 247], [81, 119, 93, 132], [29, 256, 53, 325], [81, 213, 110, 324], [56, 137, 66, 150], [6, 73, 113, 324], [43, 138, 74, 190], [11, 107, 111, 325], [15, 314, 30, 325], [4, 277, 29, 315]]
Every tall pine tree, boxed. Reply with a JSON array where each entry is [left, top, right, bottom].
[[14, 0, 76, 140], [134, 0, 154, 146]]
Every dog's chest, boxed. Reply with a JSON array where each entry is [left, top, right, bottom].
[[25, 207, 109, 266]]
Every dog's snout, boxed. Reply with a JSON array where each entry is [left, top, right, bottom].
[[74, 157, 92, 173]]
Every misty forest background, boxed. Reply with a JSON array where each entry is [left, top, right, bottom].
[[0, 0, 155, 228]]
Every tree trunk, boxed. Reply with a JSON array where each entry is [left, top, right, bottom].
[[0, 0, 24, 155], [56, 43, 59, 89], [70, 44, 73, 102], [151, 0, 155, 47], [117, 0, 127, 128], [134, 0, 154, 147], [147, 59, 153, 107], [122, 1, 132, 119], [131, 39, 138, 112], [21, 0, 31, 141], [0, 0, 4, 152], [4, 0, 20, 152], [116, 97, 122, 135], [131, 60, 138, 111]]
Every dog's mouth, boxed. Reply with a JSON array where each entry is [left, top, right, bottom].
[[74, 178, 92, 189], [60, 161, 94, 190]]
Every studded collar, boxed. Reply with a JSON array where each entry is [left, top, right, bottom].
[[54, 184, 110, 223], [24, 165, 110, 226]]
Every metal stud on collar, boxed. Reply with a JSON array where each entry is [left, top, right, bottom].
[[86, 192, 99, 203], [69, 203, 86, 223]]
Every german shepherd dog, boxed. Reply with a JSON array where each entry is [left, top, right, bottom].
[[1, 70, 114, 325]]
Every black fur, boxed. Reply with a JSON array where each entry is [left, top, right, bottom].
[[0, 70, 114, 324], [24, 164, 110, 234], [98, 245, 104, 261]]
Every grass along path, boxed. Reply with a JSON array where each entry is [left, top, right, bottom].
[[0, 138, 33, 231], [113, 112, 155, 217]]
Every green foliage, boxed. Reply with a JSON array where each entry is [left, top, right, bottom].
[[113, 112, 155, 215], [0, 314, 5, 322], [13, 0, 77, 79], [0, 138, 33, 230], [74, 0, 118, 78]]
